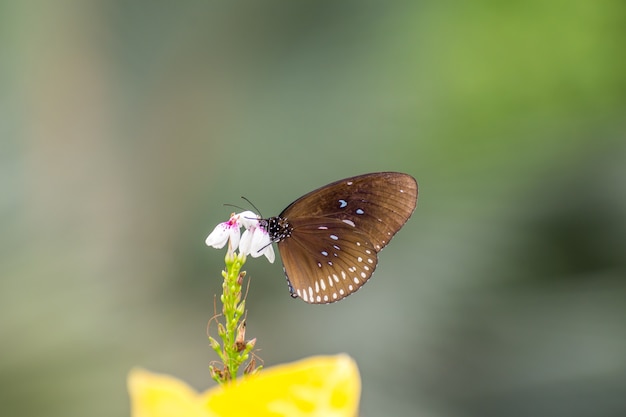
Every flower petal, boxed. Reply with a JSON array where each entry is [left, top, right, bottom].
[[205, 223, 231, 249], [248, 227, 271, 258], [237, 211, 260, 229], [228, 225, 240, 251], [239, 228, 253, 255], [263, 244, 275, 263], [128, 368, 216, 417], [201, 355, 361, 417]]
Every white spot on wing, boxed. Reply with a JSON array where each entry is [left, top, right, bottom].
[[342, 219, 355, 227], [330, 234, 338, 240]]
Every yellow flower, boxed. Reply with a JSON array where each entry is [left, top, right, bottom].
[[129, 354, 361, 417]]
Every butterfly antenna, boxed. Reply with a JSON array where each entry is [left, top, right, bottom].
[[223, 203, 247, 212], [241, 196, 263, 217]]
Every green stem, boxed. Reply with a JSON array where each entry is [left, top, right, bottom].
[[222, 252, 245, 379], [209, 251, 259, 384]]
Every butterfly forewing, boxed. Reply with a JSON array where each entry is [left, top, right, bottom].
[[279, 172, 417, 252], [278, 217, 378, 304]]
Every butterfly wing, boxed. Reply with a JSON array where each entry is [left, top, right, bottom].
[[279, 172, 417, 252], [278, 216, 378, 304]]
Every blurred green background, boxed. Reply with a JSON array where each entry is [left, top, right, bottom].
[[2, 1, 625, 416]]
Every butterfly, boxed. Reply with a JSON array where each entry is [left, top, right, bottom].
[[259, 172, 418, 304]]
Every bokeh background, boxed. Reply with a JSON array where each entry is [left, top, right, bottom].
[[2, 1, 625, 416]]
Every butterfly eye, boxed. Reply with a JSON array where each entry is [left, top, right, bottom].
[[264, 172, 418, 304]]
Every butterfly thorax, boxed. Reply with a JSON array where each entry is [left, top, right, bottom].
[[260, 216, 292, 242]]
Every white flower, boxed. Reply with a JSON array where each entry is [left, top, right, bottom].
[[240, 223, 275, 263], [205, 212, 244, 251], [205, 211, 274, 262]]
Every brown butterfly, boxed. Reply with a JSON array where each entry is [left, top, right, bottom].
[[259, 172, 418, 304]]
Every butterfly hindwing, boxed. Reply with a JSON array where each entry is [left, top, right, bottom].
[[278, 217, 378, 304]]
